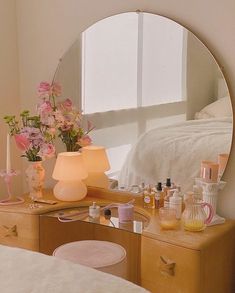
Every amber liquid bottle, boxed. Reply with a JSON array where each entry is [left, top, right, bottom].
[[155, 182, 164, 208], [143, 189, 155, 209]]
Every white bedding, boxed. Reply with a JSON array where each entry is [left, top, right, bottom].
[[118, 117, 232, 192], [0, 245, 148, 293]]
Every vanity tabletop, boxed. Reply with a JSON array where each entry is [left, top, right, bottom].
[[88, 187, 235, 250], [0, 187, 234, 251], [0, 190, 111, 215], [141, 208, 235, 250], [0, 187, 144, 215]]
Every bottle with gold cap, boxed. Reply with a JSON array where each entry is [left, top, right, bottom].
[[143, 186, 155, 209]]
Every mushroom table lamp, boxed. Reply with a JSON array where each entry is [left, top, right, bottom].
[[82, 146, 110, 189], [52, 152, 88, 201]]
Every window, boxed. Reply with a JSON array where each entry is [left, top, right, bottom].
[[82, 12, 186, 114]]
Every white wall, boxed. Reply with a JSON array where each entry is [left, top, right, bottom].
[[15, 0, 235, 218], [0, 0, 22, 197], [186, 32, 220, 120]]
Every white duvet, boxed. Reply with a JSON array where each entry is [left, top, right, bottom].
[[118, 117, 232, 192], [0, 245, 148, 293]]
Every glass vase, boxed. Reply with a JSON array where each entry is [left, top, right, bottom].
[[65, 141, 81, 152], [25, 161, 45, 201]]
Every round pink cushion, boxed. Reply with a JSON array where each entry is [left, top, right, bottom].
[[53, 240, 127, 278]]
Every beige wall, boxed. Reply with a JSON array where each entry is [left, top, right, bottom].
[[186, 32, 220, 120], [0, 0, 23, 197], [14, 0, 235, 217]]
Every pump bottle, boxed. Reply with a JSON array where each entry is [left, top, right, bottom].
[[169, 190, 182, 219]]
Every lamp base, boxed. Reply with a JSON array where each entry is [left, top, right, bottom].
[[53, 180, 87, 201], [84, 172, 109, 189]]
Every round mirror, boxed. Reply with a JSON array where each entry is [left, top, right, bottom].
[[54, 12, 233, 192]]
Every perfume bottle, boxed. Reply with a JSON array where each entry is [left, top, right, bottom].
[[175, 185, 184, 211], [163, 178, 174, 194], [164, 189, 175, 208], [143, 188, 155, 209], [155, 182, 164, 209], [89, 202, 100, 219], [169, 190, 182, 219]]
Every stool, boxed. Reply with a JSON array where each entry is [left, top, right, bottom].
[[53, 240, 127, 279]]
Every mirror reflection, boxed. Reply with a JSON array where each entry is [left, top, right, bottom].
[[55, 12, 233, 192]]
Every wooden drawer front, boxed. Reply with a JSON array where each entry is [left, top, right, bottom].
[[141, 236, 201, 293], [39, 216, 94, 255], [0, 212, 39, 251]]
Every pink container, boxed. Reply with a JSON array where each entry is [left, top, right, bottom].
[[200, 161, 219, 183], [118, 204, 134, 223]]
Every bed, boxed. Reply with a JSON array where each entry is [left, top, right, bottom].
[[118, 116, 232, 192], [0, 244, 148, 293]]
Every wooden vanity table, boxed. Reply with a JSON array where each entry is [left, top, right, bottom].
[[0, 187, 234, 293]]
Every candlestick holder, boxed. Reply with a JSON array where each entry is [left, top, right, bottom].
[[0, 169, 25, 205], [195, 178, 226, 225]]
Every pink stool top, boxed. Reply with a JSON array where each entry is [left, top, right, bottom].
[[53, 240, 126, 268]]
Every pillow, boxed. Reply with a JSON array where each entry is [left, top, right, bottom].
[[195, 96, 232, 119]]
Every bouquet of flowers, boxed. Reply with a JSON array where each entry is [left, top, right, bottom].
[[4, 110, 55, 161], [37, 82, 94, 152]]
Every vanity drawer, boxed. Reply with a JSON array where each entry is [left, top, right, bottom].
[[0, 212, 39, 251], [141, 236, 201, 293]]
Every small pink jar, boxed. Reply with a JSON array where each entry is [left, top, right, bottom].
[[118, 204, 134, 223]]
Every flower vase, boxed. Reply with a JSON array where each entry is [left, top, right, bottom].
[[25, 161, 45, 201]]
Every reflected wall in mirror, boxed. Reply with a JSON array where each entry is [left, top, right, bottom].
[[55, 12, 233, 192]]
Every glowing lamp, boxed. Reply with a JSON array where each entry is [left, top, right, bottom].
[[52, 152, 88, 201], [82, 146, 110, 189]]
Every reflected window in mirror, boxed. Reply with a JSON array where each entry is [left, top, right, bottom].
[[82, 13, 186, 113], [81, 13, 189, 177]]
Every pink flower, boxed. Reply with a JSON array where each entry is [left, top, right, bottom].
[[47, 127, 56, 136], [37, 101, 55, 127], [54, 109, 65, 124], [21, 127, 42, 140], [51, 82, 62, 97], [14, 134, 30, 151], [62, 98, 73, 110], [37, 82, 61, 98], [77, 135, 92, 147], [38, 82, 51, 97], [37, 101, 53, 114], [40, 114, 55, 127], [39, 143, 55, 158]]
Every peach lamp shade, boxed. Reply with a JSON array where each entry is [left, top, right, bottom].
[[52, 152, 88, 201], [82, 146, 110, 188]]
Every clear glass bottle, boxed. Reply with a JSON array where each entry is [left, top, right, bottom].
[[169, 190, 182, 219], [164, 189, 175, 208]]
